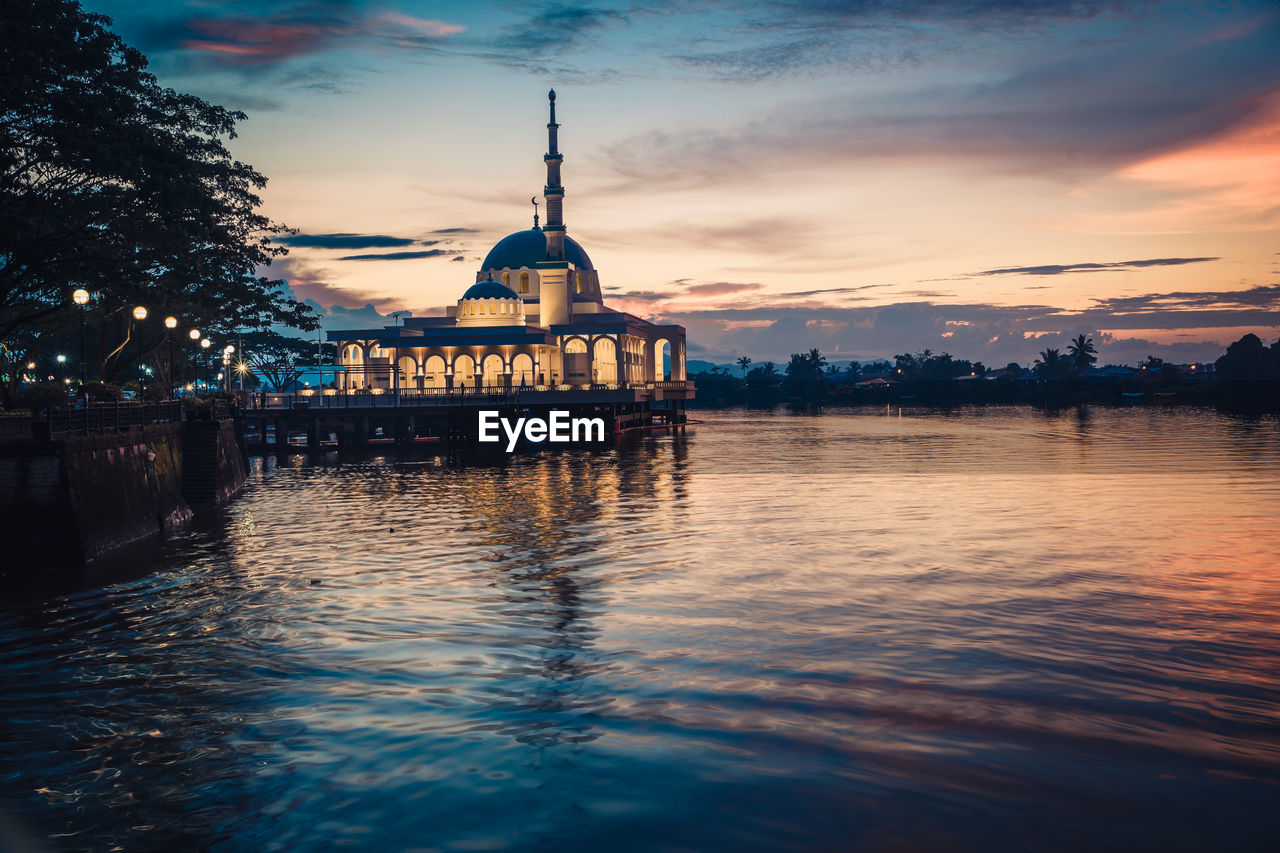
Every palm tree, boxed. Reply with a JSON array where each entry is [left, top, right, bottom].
[[1066, 334, 1097, 373], [807, 348, 827, 374], [737, 356, 752, 376], [1033, 347, 1067, 379]]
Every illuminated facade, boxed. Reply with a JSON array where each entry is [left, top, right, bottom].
[[329, 91, 688, 393]]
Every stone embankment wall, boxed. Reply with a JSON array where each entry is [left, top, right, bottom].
[[181, 419, 249, 507], [0, 418, 247, 571]]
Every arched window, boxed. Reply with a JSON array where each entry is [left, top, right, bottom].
[[502, 272, 510, 285], [519, 272, 530, 293], [575, 272, 583, 293]]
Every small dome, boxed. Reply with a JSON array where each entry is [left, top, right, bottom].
[[462, 278, 519, 300], [481, 228, 593, 271]]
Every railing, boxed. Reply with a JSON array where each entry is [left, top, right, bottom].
[[41, 401, 184, 438], [243, 389, 515, 410], [238, 376, 701, 409], [240, 380, 695, 411]]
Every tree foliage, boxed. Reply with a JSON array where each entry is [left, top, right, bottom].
[[0, 0, 316, 400], [240, 330, 332, 392], [1066, 334, 1098, 373], [893, 350, 983, 380], [1215, 333, 1279, 381], [1033, 347, 1070, 379]]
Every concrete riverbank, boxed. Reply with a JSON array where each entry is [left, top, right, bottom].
[[0, 410, 248, 572]]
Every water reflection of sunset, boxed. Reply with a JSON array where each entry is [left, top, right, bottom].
[[2, 407, 1278, 850]]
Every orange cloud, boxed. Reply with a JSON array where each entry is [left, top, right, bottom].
[[1120, 91, 1280, 229]]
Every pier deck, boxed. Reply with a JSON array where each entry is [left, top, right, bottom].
[[240, 381, 693, 449]]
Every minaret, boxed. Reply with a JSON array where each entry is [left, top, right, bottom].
[[543, 89, 565, 261], [534, 89, 572, 331]]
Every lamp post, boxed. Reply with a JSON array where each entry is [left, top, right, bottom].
[[56, 354, 66, 386], [200, 338, 211, 392], [129, 306, 147, 397], [165, 316, 178, 398], [72, 288, 90, 389], [188, 329, 200, 395], [223, 344, 235, 393]]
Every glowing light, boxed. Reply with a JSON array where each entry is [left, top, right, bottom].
[[189, 329, 201, 340], [56, 355, 66, 363], [72, 288, 90, 305], [165, 316, 177, 329], [132, 306, 147, 321], [200, 339, 211, 349]]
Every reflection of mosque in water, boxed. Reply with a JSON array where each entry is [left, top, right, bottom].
[[450, 437, 691, 749]]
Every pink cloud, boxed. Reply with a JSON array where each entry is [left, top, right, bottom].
[[176, 11, 464, 66]]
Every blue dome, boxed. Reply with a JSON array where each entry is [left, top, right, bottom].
[[462, 278, 519, 300], [481, 228, 594, 271]]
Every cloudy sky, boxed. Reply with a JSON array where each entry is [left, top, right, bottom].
[[92, 0, 1280, 365]]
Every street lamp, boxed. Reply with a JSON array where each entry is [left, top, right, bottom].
[[223, 345, 234, 392], [187, 329, 201, 396], [73, 288, 90, 388], [165, 316, 177, 399], [200, 338, 211, 391], [132, 306, 147, 321], [56, 354, 66, 386]]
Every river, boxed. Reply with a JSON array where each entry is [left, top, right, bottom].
[[2, 405, 1278, 851]]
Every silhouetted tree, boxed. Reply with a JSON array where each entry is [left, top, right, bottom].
[[1141, 355, 1181, 382], [0, 0, 317, 404], [1215, 333, 1278, 381], [745, 360, 779, 393], [241, 331, 333, 391], [736, 355, 752, 375], [1066, 334, 1098, 373], [1033, 348, 1070, 379]]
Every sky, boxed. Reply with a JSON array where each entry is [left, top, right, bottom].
[[89, 0, 1280, 366]]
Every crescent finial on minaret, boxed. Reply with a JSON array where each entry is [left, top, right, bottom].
[[531, 196, 540, 228]]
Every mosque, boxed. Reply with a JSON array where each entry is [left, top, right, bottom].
[[328, 91, 689, 394]]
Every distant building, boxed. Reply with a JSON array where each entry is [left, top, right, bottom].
[[1090, 365, 1141, 381], [328, 91, 689, 393]]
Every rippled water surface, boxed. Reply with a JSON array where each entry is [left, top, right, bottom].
[[3, 405, 1280, 851]]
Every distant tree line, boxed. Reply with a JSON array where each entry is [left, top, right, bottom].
[[690, 332, 1280, 410]]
